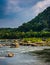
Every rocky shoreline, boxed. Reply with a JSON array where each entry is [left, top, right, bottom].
[[0, 39, 50, 57], [0, 39, 50, 48]]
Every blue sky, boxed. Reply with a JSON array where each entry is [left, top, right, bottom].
[[0, 0, 50, 28]]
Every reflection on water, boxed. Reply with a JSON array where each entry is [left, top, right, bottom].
[[0, 45, 50, 65]]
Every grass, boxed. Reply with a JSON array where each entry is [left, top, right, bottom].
[[22, 38, 42, 43], [21, 37, 50, 46]]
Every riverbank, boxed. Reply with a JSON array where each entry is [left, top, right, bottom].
[[0, 38, 50, 47], [18, 37, 50, 46]]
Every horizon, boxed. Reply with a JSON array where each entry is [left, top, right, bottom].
[[0, 0, 50, 28]]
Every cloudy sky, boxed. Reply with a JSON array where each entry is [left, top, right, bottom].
[[0, 0, 50, 28]]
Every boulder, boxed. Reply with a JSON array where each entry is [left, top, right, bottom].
[[0, 44, 3, 47], [10, 43, 19, 48], [7, 52, 14, 57]]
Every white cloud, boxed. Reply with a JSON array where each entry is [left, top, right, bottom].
[[17, 0, 50, 24], [32, 0, 50, 16], [5, 0, 23, 15], [0, 0, 50, 28], [5, 0, 41, 15], [4, 0, 50, 17], [20, 0, 50, 21]]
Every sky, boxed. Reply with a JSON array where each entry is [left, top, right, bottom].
[[0, 0, 50, 28]]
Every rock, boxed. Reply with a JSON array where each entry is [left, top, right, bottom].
[[7, 52, 14, 57], [0, 44, 3, 47], [27, 41, 31, 43], [2, 44, 7, 46], [19, 42, 23, 45], [10, 43, 19, 48], [42, 38, 46, 41]]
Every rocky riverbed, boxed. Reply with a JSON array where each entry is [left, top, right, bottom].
[[0, 39, 50, 65]]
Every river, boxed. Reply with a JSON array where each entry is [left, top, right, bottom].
[[0, 46, 50, 65]]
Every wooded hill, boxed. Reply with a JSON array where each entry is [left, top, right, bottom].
[[17, 7, 50, 32]]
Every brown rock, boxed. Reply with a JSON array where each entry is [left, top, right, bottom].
[[0, 44, 3, 47], [7, 52, 14, 57], [10, 43, 19, 48]]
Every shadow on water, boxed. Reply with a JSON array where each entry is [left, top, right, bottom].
[[31, 49, 50, 62]]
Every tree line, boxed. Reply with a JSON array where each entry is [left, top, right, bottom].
[[0, 28, 50, 39]]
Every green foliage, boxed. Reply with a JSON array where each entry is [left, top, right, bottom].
[[17, 7, 50, 32], [22, 38, 42, 43], [0, 28, 50, 39]]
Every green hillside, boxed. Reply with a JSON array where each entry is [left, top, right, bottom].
[[0, 7, 50, 39], [17, 7, 50, 32]]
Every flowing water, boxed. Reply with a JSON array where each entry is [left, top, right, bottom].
[[0, 41, 50, 65]]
